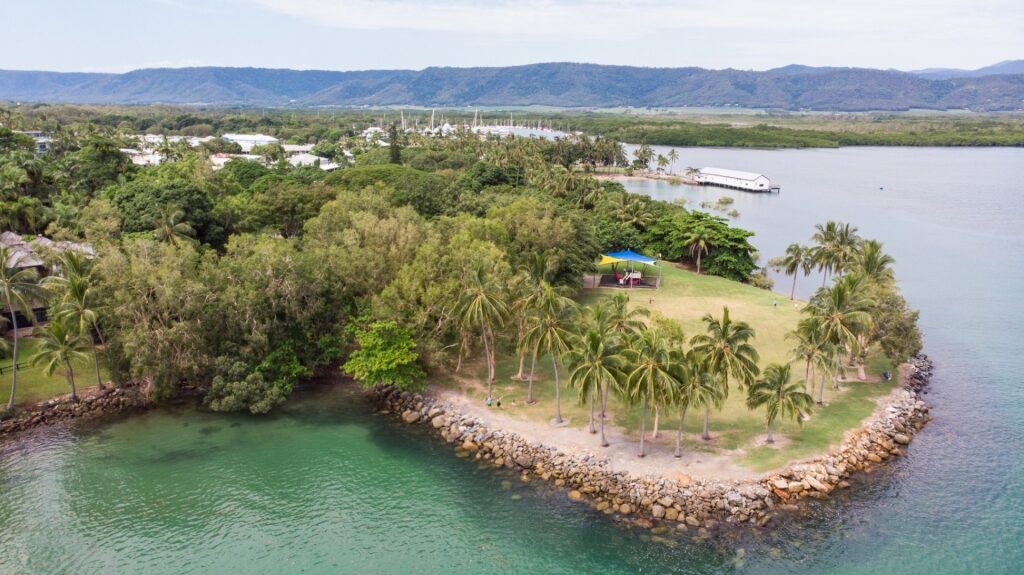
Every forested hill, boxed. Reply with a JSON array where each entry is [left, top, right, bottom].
[[2, 62, 1024, 111]]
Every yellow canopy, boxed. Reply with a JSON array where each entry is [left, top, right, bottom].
[[599, 255, 626, 265]]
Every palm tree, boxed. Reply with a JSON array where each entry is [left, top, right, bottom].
[[670, 351, 722, 457], [43, 251, 106, 389], [667, 149, 680, 173], [522, 284, 577, 423], [811, 221, 861, 284], [689, 306, 760, 440], [624, 329, 679, 457], [455, 266, 510, 401], [153, 207, 195, 245], [788, 317, 837, 403], [603, 292, 649, 336], [0, 246, 49, 411], [656, 154, 669, 173], [684, 227, 712, 274], [852, 239, 895, 286], [806, 275, 875, 384], [566, 327, 626, 444], [746, 363, 813, 444], [31, 318, 92, 401], [780, 243, 813, 300], [512, 254, 552, 382]]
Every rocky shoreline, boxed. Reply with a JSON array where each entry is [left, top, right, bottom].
[[372, 354, 935, 532], [0, 385, 145, 437]]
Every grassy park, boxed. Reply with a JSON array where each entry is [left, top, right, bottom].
[[439, 263, 896, 474], [0, 337, 110, 407]]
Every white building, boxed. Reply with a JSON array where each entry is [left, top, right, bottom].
[[15, 131, 51, 154], [221, 133, 279, 152], [694, 167, 775, 192], [209, 153, 266, 170], [282, 144, 314, 154], [288, 153, 339, 171]]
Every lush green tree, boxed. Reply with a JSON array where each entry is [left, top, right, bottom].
[[745, 363, 813, 444], [689, 306, 759, 439], [31, 318, 91, 401], [206, 360, 287, 415], [343, 320, 425, 389]]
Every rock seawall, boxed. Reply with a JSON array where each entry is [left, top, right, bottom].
[[372, 354, 934, 531], [0, 386, 145, 437]]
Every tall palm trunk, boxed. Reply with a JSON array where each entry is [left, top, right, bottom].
[[482, 327, 494, 399], [588, 388, 596, 433], [817, 373, 826, 404], [552, 354, 562, 424], [702, 406, 711, 440], [514, 349, 526, 380], [766, 420, 775, 444], [526, 350, 537, 404], [650, 404, 660, 439], [696, 252, 702, 275], [804, 359, 812, 391], [638, 397, 647, 457], [790, 274, 798, 300], [674, 405, 688, 458], [599, 382, 609, 447], [6, 309, 18, 410], [64, 358, 78, 401]]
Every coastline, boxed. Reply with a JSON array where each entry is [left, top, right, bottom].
[[372, 354, 934, 532]]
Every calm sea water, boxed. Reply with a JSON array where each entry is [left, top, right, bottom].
[[2, 147, 1023, 574]]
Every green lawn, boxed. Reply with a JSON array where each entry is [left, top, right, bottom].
[[438, 263, 895, 473], [0, 337, 110, 408]]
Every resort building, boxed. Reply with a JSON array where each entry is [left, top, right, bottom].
[[221, 133, 279, 152], [15, 131, 51, 154], [694, 167, 777, 192]]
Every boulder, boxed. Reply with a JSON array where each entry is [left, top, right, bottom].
[[651, 504, 666, 519], [401, 410, 420, 424], [461, 440, 480, 452], [893, 433, 911, 445], [568, 490, 584, 502], [431, 415, 448, 429]]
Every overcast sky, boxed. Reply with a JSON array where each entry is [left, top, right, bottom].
[[3, 0, 1021, 73]]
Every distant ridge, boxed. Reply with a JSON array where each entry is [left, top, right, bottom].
[[1, 62, 1023, 111], [909, 59, 1024, 80]]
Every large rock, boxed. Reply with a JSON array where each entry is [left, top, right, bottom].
[[515, 454, 535, 469], [568, 490, 584, 502], [893, 433, 911, 445], [401, 410, 420, 424], [431, 415, 448, 428], [651, 504, 666, 519]]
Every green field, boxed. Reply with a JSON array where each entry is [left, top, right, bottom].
[[439, 264, 895, 472], [0, 337, 110, 408]]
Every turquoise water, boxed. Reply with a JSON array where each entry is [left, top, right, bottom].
[[2, 147, 1023, 573]]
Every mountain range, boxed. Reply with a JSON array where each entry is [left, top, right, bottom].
[[1, 61, 1022, 111]]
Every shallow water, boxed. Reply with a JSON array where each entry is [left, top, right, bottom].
[[2, 146, 1023, 573]]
